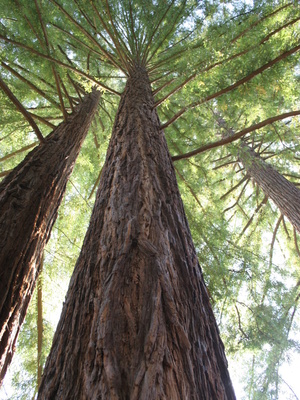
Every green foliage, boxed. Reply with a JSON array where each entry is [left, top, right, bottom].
[[0, 0, 299, 398]]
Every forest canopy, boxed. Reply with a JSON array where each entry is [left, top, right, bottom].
[[0, 0, 299, 398]]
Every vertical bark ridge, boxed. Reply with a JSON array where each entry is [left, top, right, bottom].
[[0, 89, 100, 384], [38, 67, 235, 399]]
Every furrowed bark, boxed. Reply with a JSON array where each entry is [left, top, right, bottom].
[[0, 89, 100, 384], [38, 66, 235, 399], [238, 143, 300, 233], [37, 257, 44, 392]]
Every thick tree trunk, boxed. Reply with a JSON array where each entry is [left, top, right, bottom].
[[38, 66, 235, 400], [0, 89, 100, 384], [238, 143, 300, 233]]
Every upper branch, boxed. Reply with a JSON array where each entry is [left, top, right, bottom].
[[0, 35, 121, 96], [162, 45, 300, 129], [172, 111, 300, 161], [0, 77, 45, 143]]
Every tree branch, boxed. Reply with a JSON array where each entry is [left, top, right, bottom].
[[1, 61, 61, 110], [0, 77, 45, 143], [0, 142, 38, 163], [0, 35, 121, 95], [172, 111, 300, 161], [162, 45, 300, 129]]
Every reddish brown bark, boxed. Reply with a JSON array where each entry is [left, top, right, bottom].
[[0, 89, 100, 385], [38, 67, 235, 399], [37, 258, 44, 391], [239, 143, 300, 233]]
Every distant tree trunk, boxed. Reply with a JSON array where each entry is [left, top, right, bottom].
[[0, 89, 100, 385], [216, 114, 300, 233], [238, 143, 300, 233], [38, 66, 235, 400]]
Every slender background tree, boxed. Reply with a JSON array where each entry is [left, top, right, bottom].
[[0, 88, 100, 385]]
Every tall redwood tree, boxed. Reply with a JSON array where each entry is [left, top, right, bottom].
[[38, 67, 236, 399], [0, 89, 100, 384], [1, 0, 299, 397]]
